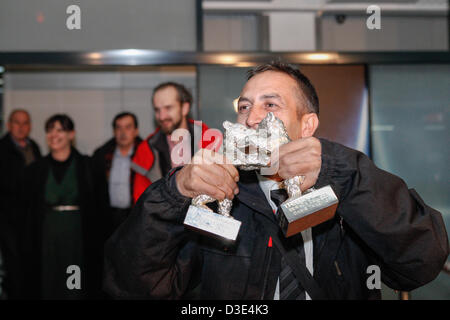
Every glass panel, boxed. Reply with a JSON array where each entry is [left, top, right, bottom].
[[370, 64, 450, 299], [0, 67, 3, 133], [198, 65, 246, 131]]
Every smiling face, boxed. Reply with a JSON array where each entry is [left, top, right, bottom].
[[46, 120, 75, 153], [237, 70, 318, 141], [153, 86, 189, 135]]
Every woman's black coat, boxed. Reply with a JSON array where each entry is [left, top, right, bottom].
[[20, 148, 104, 299]]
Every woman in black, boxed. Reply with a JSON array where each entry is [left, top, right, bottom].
[[21, 114, 103, 299]]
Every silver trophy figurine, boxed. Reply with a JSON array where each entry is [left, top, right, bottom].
[[183, 113, 276, 241], [183, 112, 338, 241], [278, 180, 338, 237]]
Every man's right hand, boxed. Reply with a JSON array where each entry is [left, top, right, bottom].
[[176, 149, 239, 201]]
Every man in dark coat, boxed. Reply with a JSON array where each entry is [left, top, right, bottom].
[[0, 221, 17, 299], [92, 112, 142, 239], [0, 109, 41, 299], [103, 62, 449, 300], [0, 109, 41, 224]]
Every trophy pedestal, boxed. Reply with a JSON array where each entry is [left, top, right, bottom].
[[184, 205, 242, 241], [279, 185, 338, 237]]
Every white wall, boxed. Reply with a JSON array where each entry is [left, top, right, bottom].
[[0, 0, 197, 51], [268, 12, 316, 51]]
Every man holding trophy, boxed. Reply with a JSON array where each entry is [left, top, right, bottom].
[[103, 62, 449, 300]]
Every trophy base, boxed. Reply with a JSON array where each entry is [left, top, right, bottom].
[[184, 205, 242, 241], [279, 185, 338, 237]]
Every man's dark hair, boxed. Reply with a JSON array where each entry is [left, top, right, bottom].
[[152, 82, 193, 106], [112, 112, 138, 129], [247, 61, 319, 115], [45, 114, 75, 132]]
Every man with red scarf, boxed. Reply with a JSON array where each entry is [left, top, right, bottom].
[[132, 82, 217, 203]]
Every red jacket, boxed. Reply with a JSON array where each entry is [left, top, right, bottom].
[[131, 119, 221, 203]]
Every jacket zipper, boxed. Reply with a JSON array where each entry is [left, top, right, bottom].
[[334, 260, 343, 276], [260, 246, 273, 299], [335, 216, 345, 277]]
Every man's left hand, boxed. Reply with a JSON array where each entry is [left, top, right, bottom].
[[276, 137, 322, 191]]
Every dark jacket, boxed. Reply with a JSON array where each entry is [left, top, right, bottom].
[[0, 133, 41, 299], [103, 139, 449, 299], [20, 148, 103, 299], [0, 133, 41, 224], [0, 219, 17, 300], [92, 136, 143, 204], [92, 136, 142, 238], [0, 245, 5, 299]]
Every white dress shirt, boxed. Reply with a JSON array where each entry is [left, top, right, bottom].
[[109, 146, 134, 209], [256, 173, 314, 300]]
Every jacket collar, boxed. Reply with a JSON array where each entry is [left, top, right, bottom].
[[3, 132, 24, 151], [236, 169, 329, 258], [45, 146, 80, 162], [2, 133, 29, 160], [236, 170, 278, 225], [103, 136, 142, 155]]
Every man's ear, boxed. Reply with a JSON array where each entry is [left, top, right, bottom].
[[300, 113, 319, 138], [181, 102, 190, 117]]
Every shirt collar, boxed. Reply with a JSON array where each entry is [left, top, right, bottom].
[[114, 145, 134, 157], [10, 135, 30, 148], [256, 172, 283, 191]]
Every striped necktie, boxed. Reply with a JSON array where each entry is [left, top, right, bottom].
[[270, 189, 306, 300]]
